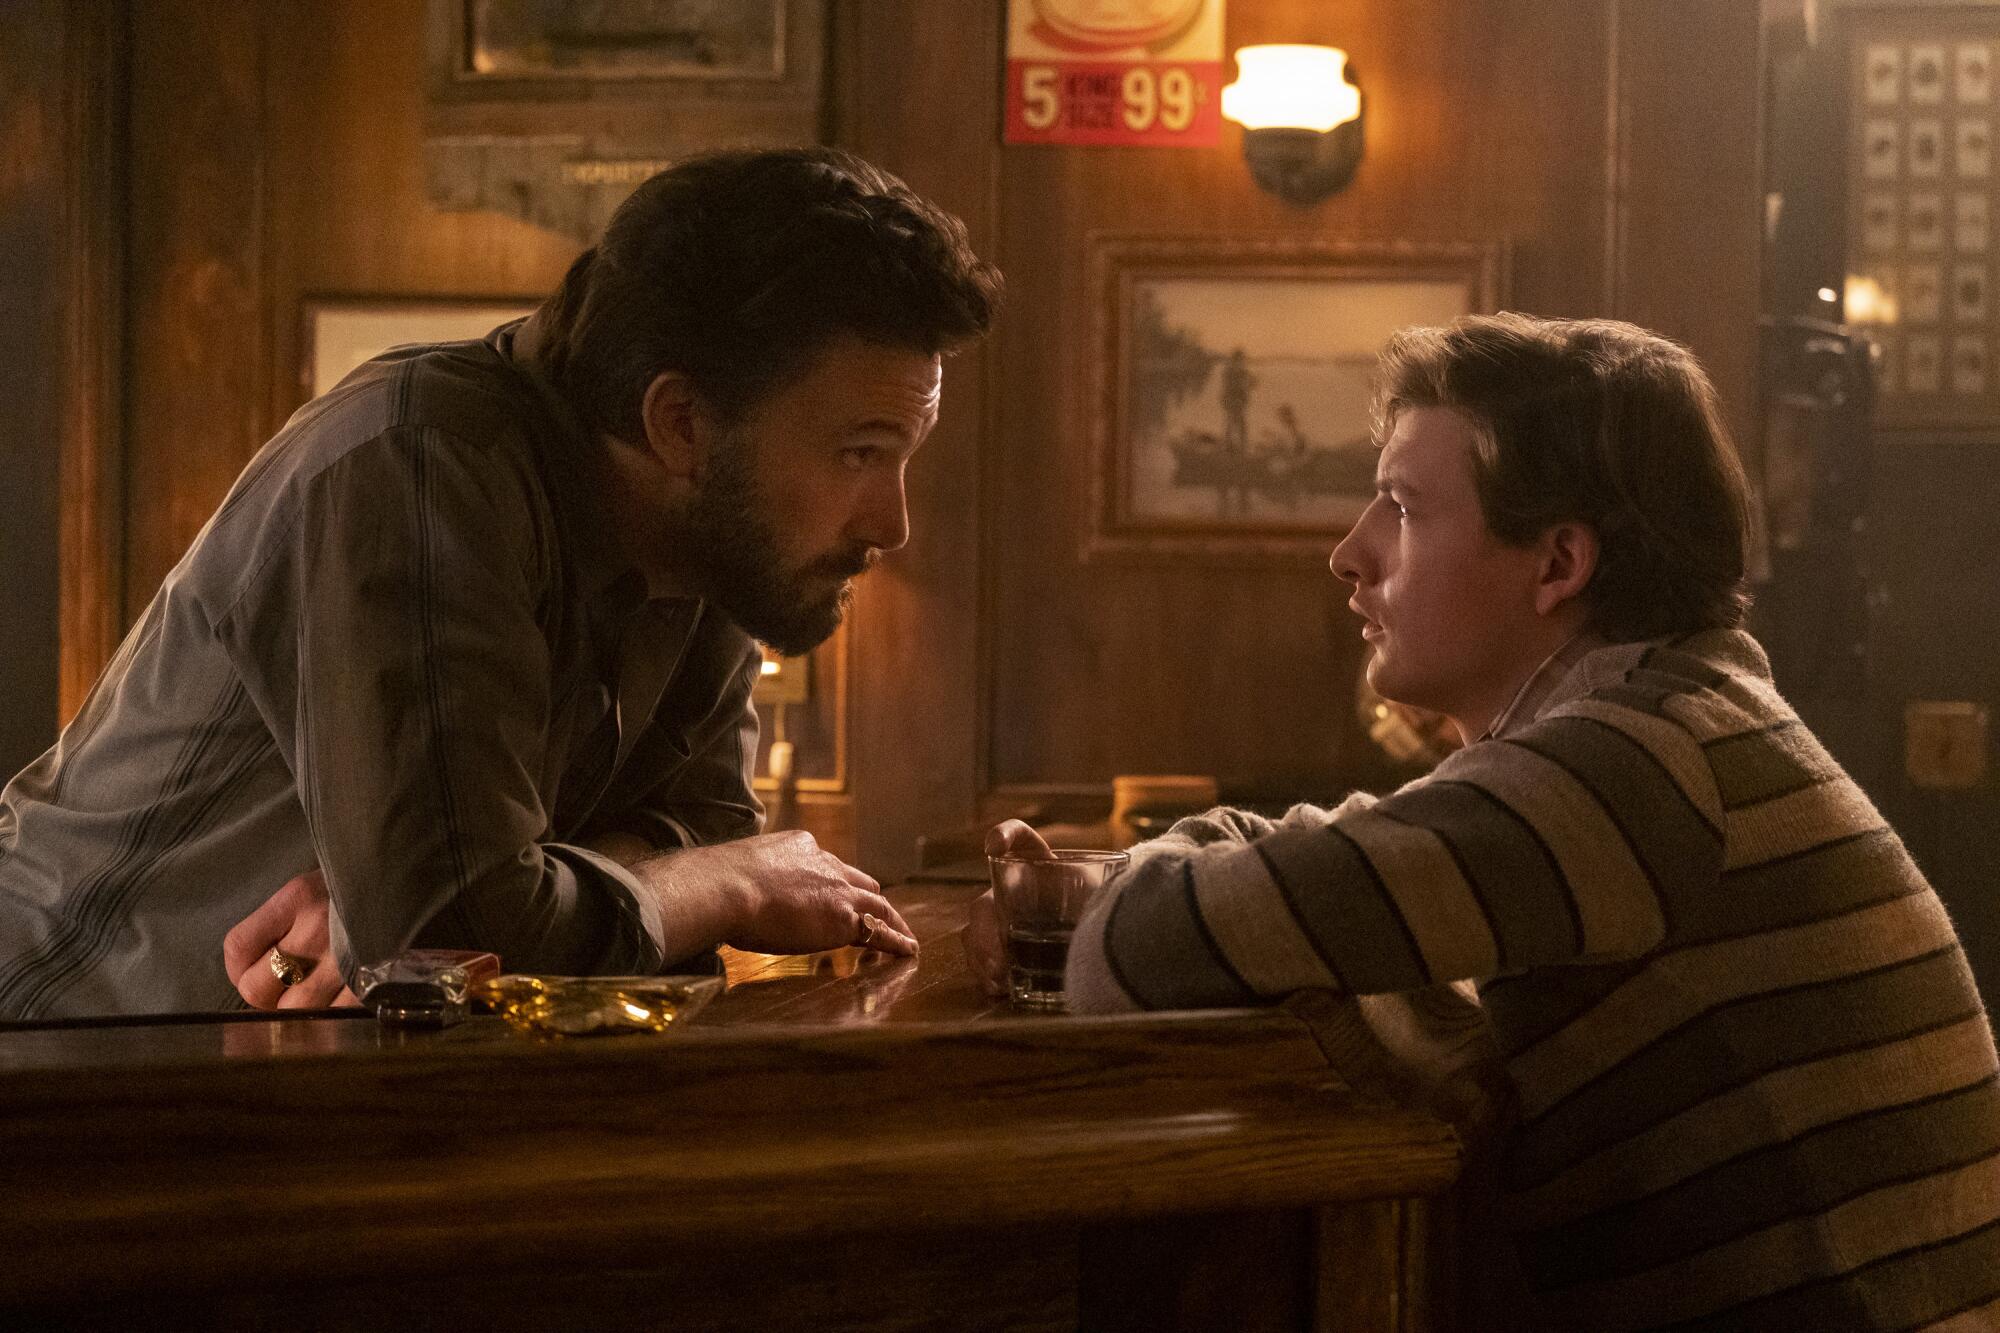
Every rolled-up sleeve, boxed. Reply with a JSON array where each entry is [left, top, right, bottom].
[[220, 426, 666, 984]]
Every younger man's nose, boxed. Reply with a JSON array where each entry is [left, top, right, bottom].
[[1330, 534, 1364, 585]]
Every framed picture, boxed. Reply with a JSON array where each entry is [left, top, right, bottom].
[[301, 296, 540, 401], [459, 0, 790, 82], [422, 1, 826, 241], [425, 0, 822, 129], [749, 626, 850, 795], [1089, 236, 1503, 557]]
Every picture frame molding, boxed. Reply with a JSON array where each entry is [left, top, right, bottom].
[[420, 0, 827, 242], [750, 624, 852, 797], [422, 0, 828, 119], [1085, 233, 1506, 561], [299, 294, 542, 402]]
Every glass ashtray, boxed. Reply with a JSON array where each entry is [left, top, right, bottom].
[[468, 974, 724, 1039]]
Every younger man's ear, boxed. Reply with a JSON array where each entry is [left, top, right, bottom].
[[639, 371, 708, 489], [1534, 521, 1600, 617]]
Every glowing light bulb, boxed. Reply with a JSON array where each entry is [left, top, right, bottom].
[[1221, 46, 1361, 133], [1844, 274, 1895, 324]]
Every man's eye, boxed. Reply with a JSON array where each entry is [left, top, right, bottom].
[[841, 448, 875, 470]]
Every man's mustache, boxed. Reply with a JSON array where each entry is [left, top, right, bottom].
[[802, 547, 880, 582]]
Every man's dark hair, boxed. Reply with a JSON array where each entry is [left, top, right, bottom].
[[1371, 312, 1755, 642], [538, 147, 1002, 438]]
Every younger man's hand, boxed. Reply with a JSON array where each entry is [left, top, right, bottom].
[[962, 819, 1054, 998]]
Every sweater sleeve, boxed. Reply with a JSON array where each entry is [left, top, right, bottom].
[[1065, 701, 1723, 1013], [1064, 794, 1371, 1014]]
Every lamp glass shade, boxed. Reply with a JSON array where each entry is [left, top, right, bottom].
[[1220, 45, 1361, 133]]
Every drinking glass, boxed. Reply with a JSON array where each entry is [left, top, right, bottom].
[[986, 849, 1130, 1010]]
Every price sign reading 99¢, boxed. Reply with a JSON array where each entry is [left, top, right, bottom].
[[1004, 0, 1224, 147], [1011, 62, 1215, 143]]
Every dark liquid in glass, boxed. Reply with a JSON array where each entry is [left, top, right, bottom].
[[1006, 925, 1073, 1007]]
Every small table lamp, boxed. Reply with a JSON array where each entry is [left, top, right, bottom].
[[752, 648, 810, 830]]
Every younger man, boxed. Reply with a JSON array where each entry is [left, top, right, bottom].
[[976, 314, 2000, 1331]]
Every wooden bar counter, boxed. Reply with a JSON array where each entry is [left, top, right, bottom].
[[0, 881, 1462, 1331]]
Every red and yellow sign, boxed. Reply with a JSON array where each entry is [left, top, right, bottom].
[[1004, 0, 1225, 147]]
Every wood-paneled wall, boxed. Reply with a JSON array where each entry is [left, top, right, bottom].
[[0, 5, 67, 781], [125, 0, 582, 609], [38, 0, 1762, 877], [841, 0, 1761, 871], [0, 2, 121, 780], [982, 1, 1618, 806]]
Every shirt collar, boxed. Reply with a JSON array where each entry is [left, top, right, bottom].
[[1479, 626, 1776, 743], [1479, 630, 1610, 743], [487, 320, 643, 614]]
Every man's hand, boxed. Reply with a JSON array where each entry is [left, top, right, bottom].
[[223, 869, 360, 1010], [963, 819, 1054, 998], [642, 830, 918, 957]]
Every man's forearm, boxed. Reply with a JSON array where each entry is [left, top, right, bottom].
[[624, 848, 752, 965], [582, 832, 752, 965], [582, 831, 657, 869]]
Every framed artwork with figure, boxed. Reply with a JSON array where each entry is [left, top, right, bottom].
[[1089, 236, 1503, 558]]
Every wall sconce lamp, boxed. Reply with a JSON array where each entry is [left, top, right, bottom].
[[1220, 45, 1365, 206], [752, 647, 810, 827]]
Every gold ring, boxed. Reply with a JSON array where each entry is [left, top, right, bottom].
[[855, 912, 885, 950], [267, 947, 310, 987]]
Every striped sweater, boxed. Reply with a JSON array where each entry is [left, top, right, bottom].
[[1065, 629, 2000, 1331]]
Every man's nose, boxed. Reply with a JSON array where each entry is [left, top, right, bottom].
[[1330, 528, 1366, 584], [853, 473, 911, 553]]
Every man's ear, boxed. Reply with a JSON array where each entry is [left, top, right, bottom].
[[1534, 521, 1600, 617], [639, 371, 707, 491]]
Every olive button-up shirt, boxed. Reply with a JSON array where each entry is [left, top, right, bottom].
[[0, 326, 761, 1019]]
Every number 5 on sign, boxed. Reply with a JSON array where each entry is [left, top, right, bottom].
[[1023, 65, 1059, 130]]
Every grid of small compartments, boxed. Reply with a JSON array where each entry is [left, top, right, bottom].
[[1851, 19, 2000, 429]]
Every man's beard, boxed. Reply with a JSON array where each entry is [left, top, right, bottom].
[[677, 440, 874, 656]]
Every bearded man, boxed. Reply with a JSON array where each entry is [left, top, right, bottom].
[[0, 148, 1000, 1019]]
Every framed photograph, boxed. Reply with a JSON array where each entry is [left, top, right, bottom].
[[422, 0, 826, 241], [460, 0, 789, 82], [749, 625, 850, 795], [1089, 236, 1503, 557], [301, 296, 540, 401], [426, 0, 822, 120]]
